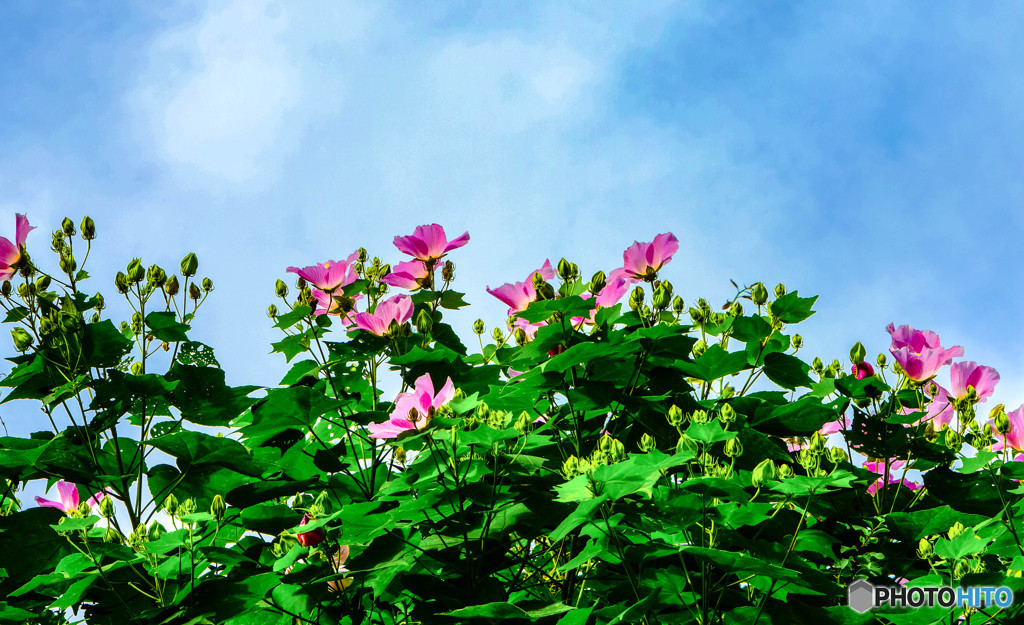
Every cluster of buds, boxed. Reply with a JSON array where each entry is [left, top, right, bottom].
[[652, 280, 673, 311], [556, 258, 580, 282]]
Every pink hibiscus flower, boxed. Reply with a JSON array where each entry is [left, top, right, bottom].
[[948, 361, 999, 402], [382, 260, 430, 291], [851, 362, 875, 380], [609, 233, 679, 283], [351, 295, 413, 336], [886, 323, 964, 382], [571, 277, 630, 326], [486, 260, 555, 314], [287, 252, 359, 293], [35, 481, 112, 515], [393, 224, 470, 263], [0, 213, 35, 281], [863, 459, 922, 496], [296, 513, 325, 547], [367, 374, 456, 439]]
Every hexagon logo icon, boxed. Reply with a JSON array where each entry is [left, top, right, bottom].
[[848, 579, 875, 613]]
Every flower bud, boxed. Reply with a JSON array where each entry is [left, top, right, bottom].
[[514, 327, 527, 346], [274, 279, 289, 299], [491, 328, 504, 343], [180, 253, 199, 278], [944, 428, 961, 449], [953, 559, 970, 580], [562, 456, 580, 479], [112, 272, 130, 296], [80, 216, 96, 240], [441, 260, 455, 282], [777, 463, 795, 479], [728, 301, 743, 317], [210, 494, 226, 520], [513, 411, 532, 433], [667, 404, 684, 427], [61, 217, 76, 237], [131, 362, 144, 376], [99, 494, 115, 518], [557, 258, 573, 282], [77, 501, 92, 517], [148, 522, 165, 542], [11, 327, 33, 352], [296, 514, 325, 548], [126, 258, 144, 284], [676, 434, 699, 454], [811, 357, 823, 373], [850, 342, 866, 364], [147, 265, 167, 288], [750, 282, 768, 305], [672, 295, 685, 315], [1, 281, 10, 298], [103, 527, 121, 543], [537, 282, 555, 300], [752, 459, 777, 487], [589, 271, 606, 295], [917, 538, 933, 559], [599, 434, 614, 452], [158, 274, 178, 297], [992, 405, 1010, 435], [639, 433, 656, 452], [628, 287, 644, 312], [774, 283, 786, 298], [719, 403, 736, 423], [724, 438, 743, 458], [32, 275, 51, 294], [691, 409, 710, 425], [189, 283, 201, 301], [414, 308, 432, 335], [202, 277, 213, 292], [808, 432, 826, 455], [721, 385, 735, 399], [875, 353, 887, 369], [473, 319, 485, 335], [692, 340, 708, 358], [828, 447, 847, 464], [947, 522, 966, 540]]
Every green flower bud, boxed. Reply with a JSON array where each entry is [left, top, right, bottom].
[[599, 433, 614, 452], [275, 279, 289, 299], [537, 282, 555, 301], [99, 494, 115, 518], [944, 428, 961, 449], [180, 253, 199, 278], [792, 334, 803, 350], [147, 265, 167, 288], [557, 258, 573, 281], [719, 403, 736, 423], [828, 447, 847, 464], [850, 342, 866, 364], [115, 271, 129, 294], [628, 287, 644, 312], [728, 301, 743, 317], [473, 319, 485, 335], [777, 463, 795, 479], [774, 283, 786, 298], [691, 409, 709, 424], [917, 538, 933, 559], [952, 559, 970, 580], [750, 282, 768, 306], [415, 308, 433, 334], [103, 527, 121, 543], [61, 217, 76, 237], [514, 327, 527, 346], [11, 327, 33, 352], [126, 258, 144, 284], [667, 404, 685, 427], [491, 327, 504, 343], [35, 275, 51, 291], [265, 304, 278, 320], [441, 260, 455, 282], [947, 522, 966, 540], [724, 438, 743, 458], [808, 432, 826, 455], [210, 494, 226, 520], [689, 306, 706, 325], [721, 385, 735, 399], [80, 216, 96, 240], [590, 271, 606, 295], [562, 456, 580, 479], [652, 282, 673, 310], [1, 281, 10, 298], [189, 283, 201, 301], [676, 434, 699, 455], [672, 295, 685, 315], [752, 459, 777, 487], [692, 340, 708, 358], [639, 433, 656, 452], [163, 274, 180, 296], [77, 501, 92, 517], [990, 405, 1010, 434], [513, 411, 532, 433], [148, 522, 165, 542], [130, 362, 144, 376], [202, 277, 213, 292]]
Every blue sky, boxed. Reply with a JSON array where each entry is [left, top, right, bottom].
[[1, 0, 1023, 440]]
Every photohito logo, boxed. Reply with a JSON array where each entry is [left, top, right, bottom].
[[848, 579, 1014, 613]]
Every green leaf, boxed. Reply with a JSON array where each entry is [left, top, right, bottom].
[[762, 352, 813, 389], [677, 345, 749, 382], [769, 471, 857, 495], [146, 311, 191, 342], [50, 515, 100, 532], [685, 420, 737, 443], [444, 603, 530, 620], [959, 450, 998, 473], [731, 316, 773, 343], [273, 306, 313, 329], [81, 320, 133, 368], [934, 530, 989, 559], [549, 495, 609, 541], [768, 291, 818, 323]]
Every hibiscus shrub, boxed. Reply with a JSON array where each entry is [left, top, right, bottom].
[[0, 216, 1022, 625]]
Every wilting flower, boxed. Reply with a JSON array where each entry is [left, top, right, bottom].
[[287, 252, 359, 292], [609, 233, 679, 283], [486, 260, 555, 314], [948, 361, 999, 403], [327, 546, 354, 592], [367, 374, 456, 439], [382, 260, 430, 291], [863, 459, 922, 496], [0, 214, 35, 281], [296, 514, 325, 547], [886, 323, 964, 382], [572, 277, 631, 326], [35, 481, 111, 515], [992, 405, 1024, 453], [393, 224, 470, 263], [351, 295, 413, 336], [851, 362, 875, 380]]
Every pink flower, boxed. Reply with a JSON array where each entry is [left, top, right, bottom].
[[572, 277, 630, 326], [351, 295, 413, 336], [819, 416, 848, 436], [296, 513, 325, 547], [992, 405, 1024, 453], [367, 374, 456, 439], [393, 224, 470, 263], [327, 546, 353, 592], [287, 252, 359, 292], [486, 260, 555, 314], [382, 260, 430, 291], [851, 362, 875, 380], [886, 323, 964, 382], [311, 289, 362, 318], [920, 384, 956, 427], [34, 481, 111, 515], [948, 361, 999, 402], [609, 233, 679, 283], [863, 459, 922, 496], [0, 214, 35, 282]]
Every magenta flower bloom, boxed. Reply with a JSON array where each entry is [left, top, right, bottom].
[[948, 361, 999, 402], [351, 295, 413, 336], [287, 252, 359, 292], [35, 481, 111, 514], [992, 405, 1024, 453], [382, 260, 430, 291], [851, 362, 875, 380], [0, 214, 35, 282], [393, 224, 470, 262], [609, 233, 679, 283], [367, 374, 456, 439], [296, 513, 325, 547], [571, 277, 629, 326], [819, 415, 848, 436], [863, 459, 922, 496], [886, 323, 964, 382], [486, 260, 555, 314]]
